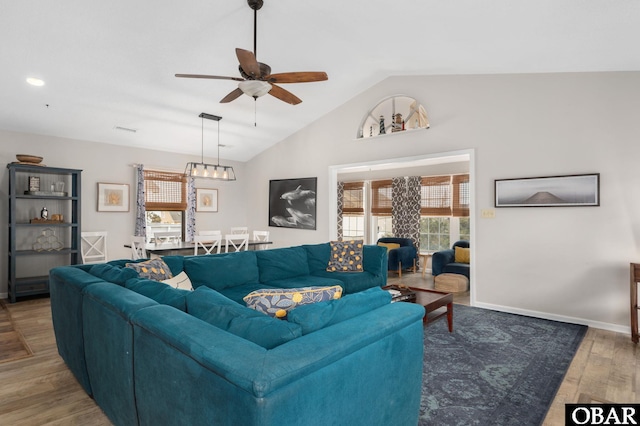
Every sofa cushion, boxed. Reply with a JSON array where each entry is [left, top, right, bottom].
[[256, 246, 310, 282], [243, 286, 342, 319], [124, 278, 189, 311], [125, 258, 173, 281], [454, 246, 470, 264], [186, 286, 302, 349], [161, 271, 193, 291], [303, 243, 331, 273], [287, 287, 391, 334], [326, 240, 364, 272], [89, 263, 139, 286], [184, 251, 259, 291], [217, 283, 280, 305], [160, 255, 186, 276]]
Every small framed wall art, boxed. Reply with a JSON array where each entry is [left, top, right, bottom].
[[495, 173, 600, 207], [196, 188, 218, 212], [97, 182, 130, 212]]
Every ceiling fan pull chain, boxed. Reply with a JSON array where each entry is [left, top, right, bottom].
[[254, 98, 258, 127]]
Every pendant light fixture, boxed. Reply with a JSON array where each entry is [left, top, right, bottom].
[[184, 112, 236, 181]]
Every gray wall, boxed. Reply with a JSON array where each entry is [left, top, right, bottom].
[[0, 130, 247, 297], [244, 71, 640, 334], [3, 71, 639, 334]]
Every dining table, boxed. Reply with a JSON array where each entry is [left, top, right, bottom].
[[132, 240, 273, 256]]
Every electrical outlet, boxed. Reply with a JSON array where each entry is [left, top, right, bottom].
[[481, 209, 496, 218]]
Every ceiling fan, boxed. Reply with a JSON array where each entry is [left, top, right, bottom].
[[175, 0, 328, 105]]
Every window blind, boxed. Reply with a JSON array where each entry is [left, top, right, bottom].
[[371, 179, 393, 216], [342, 181, 364, 213], [420, 176, 452, 216], [452, 174, 470, 217], [144, 170, 187, 211]]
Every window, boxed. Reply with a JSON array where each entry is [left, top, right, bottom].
[[342, 182, 365, 239], [420, 217, 450, 252], [144, 170, 187, 241], [375, 216, 393, 240]]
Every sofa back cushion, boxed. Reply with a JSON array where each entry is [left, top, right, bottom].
[[89, 264, 138, 286], [184, 251, 259, 291], [286, 287, 391, 334], [303, 243, 331, 273], [256, 246, 310, 282], [186, 287, 302, 349], [125, 278, 189, 311]]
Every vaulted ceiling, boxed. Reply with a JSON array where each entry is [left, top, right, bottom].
[[2, 0, 638, 162]]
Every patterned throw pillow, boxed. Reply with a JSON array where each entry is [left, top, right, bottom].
[[125, 258, 173, 281], [326, 240, 364, 272], [243, 286, 343, 319]]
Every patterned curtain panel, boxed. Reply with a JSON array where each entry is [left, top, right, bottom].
[[336, 181, 344, 240], [392, 176, 421, 263], [185, 177, 196, 242], [134, 164, 146, 237]]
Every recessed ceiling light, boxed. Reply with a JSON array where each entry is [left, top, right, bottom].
[[26, 77, 45, 87]]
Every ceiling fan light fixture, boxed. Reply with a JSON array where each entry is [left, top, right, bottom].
[[238, 80, 272, 98]]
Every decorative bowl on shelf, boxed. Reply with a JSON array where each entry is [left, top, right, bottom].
[[16, 154, 44, 164]]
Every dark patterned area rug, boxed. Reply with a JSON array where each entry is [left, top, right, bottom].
[[420, 304, 587, 426]]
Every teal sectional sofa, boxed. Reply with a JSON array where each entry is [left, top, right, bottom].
[[50, 243, 426, 426]]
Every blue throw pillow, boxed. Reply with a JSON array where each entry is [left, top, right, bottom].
[[89, 263, 138, 286], [186, 287, 301, 349], [287, 287, 391, 334], [125, 278, 189, 311]]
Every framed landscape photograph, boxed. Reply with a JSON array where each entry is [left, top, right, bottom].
[[196, 188, 218, 212], [97, 182, 130, 212], [495, 173, 600, 207], [269, 177, 317, 229]]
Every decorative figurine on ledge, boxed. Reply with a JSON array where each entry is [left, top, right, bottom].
[[41, 207, 48, 220]]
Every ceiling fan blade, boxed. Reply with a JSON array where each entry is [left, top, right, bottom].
[[220, 88, 244, 103], [268, 72, 328, 84], [268, 84, 302, 105], [236, 48, 262, 79], [175, 73, 244, 82]]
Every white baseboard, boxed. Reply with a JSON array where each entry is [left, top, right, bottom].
[[473, 301, 630, 336], [0, 292, 7, 300]]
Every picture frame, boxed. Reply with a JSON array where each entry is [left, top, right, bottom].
[[97, 182, 130, 212], [196, 188, 218, 212], [495, 173, 600, 207], [269, 177, 317, 229], [28, 176, 40, 192]]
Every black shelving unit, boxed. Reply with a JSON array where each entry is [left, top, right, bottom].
[[7, 164, 82, 302]]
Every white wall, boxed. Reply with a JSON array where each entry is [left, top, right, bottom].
[[244, 71, 640, 333], [0, 130, 248, 297]]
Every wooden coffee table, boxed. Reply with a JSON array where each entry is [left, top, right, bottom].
[[408, 287, 453, 332]]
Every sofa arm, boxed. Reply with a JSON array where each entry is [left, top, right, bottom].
[[362, 245, 387, 276], [432, 249, 455, 276]]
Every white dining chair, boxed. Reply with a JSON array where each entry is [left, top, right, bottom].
[[154, 231, 181, 243], [80, 231, 108, 264], [131, 236, 147, 260], [194, 234, 222, 255], [225, 233, 249, 252], [252, 230, 270, 250], [230, 227, 248, 234]]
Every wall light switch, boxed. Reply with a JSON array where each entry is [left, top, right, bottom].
[[481, 209, 496, 219]]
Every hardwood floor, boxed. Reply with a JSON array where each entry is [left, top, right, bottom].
[[0, 274, 637, 426]]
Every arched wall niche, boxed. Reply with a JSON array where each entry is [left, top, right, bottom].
[[356, 95, 430, 139]]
